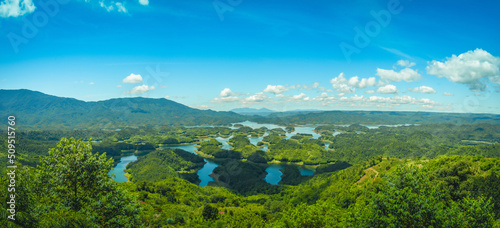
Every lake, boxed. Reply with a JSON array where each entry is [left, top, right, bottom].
[[264, 164, 284, 185], [108, 154, 138, 182], [109, 143, 220, 187], [164, 144, 220, 187], [110, 121, 326, 185]]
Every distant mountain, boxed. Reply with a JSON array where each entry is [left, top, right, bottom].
[[254, 110, 500, 125], [0, 89, 246, 130], [2, 89, 499, 130], [230, 108, 276, 116]]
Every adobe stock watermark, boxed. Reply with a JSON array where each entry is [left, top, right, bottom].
[[7, 0, 69, 54], [212, 0, 242, 21], [339, 0, 407, 63]]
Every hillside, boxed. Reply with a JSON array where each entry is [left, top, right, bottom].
[[0, 89, 245, 129], [2, 89, 500, 130]]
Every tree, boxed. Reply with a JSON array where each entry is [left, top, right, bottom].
[[202, 204, 219, 220], [35, 137, 141, 227]]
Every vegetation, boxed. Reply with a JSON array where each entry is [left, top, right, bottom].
[[1, 117, 500, 227], [126, 148, 205, 183]]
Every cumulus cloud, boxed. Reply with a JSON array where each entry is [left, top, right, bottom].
[[443, 92, 454, 96], [138, 0, 149, 6], [263, 85, 289, 94], [212, 88, 239, 103], [0, 0, 35, 18], [330, 73, 355, 93], [89, 82, 95, 85], [376, 68, 422, 82], [377, 84, 398, 94], [364, 90, 375, 94], [426, 49, 500, 91], [219, 88, 233, 97], [396, 60, 416, 68], [245, 92, 267, 102], [123, 73, 143, 83], [409, 85, 436, 94], [347, 76, 377, 88], [125, 85, 155, 94], [292, 93, 307, 100]]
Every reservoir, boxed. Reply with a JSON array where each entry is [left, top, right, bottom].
[[109, 143, 220, 187]]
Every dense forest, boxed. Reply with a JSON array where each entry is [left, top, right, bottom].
[[1, 120, 500, 227]]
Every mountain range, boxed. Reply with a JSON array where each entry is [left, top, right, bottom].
[[1, 89, 499, 130], [0, 89, 244, 129]]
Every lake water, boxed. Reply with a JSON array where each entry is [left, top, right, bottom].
[[361, 124, 417, 129], [264, 164, 284, 185], [299, 166, 316, 176], [167, 144, 219, 187], [108, 154, 138, 182], [109, 143, 220, 187], [110, 121, 325, 184], [215, 136, 232, 150]]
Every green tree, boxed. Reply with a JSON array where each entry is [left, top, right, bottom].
[[35, 137, 141, 227], [202, 204, 219, 220]]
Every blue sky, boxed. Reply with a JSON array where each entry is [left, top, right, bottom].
[[1, 0, 499, 113]]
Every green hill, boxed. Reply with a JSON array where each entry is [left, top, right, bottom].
[[0, 89, 245, 129]]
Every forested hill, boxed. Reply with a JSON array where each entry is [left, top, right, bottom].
[[2, 89, 500, 130], [0, 89, 245, 129], [252, 110, 500, 125]]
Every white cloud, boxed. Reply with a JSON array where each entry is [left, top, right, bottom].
[[340, 95, 364, 102], [245, 92, 267, 102], [376, 68, 422, 82], [115, 2, 127, 13], [367, 95, 439, 106], [89, 82, 95, 85], [377, 84, 398, 94], [330, 73, 355, 93], [99, 1, 127, 13], [212, 96, 239, 103], [164, 96, 170, 99], [302, 82, 320, 90], [125, 85, 155, 94], [123, 73, 143, 83], [426, 49, 500, 91], [219, 88, 233, 97], [193, 105, 210, 110], [292, 93, 306, 100], [364, 90, 375, 94], [263, 85, 289, 94], [409, 85, 436, 94], [212, 88, 240, 103], [396, 60, 416, 68], [0, 0, 35, 18], [138, 0, 149, 6], [443, 92, 454, 96], [117, 85, 123, 88], [347, 76, 377, 88]]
